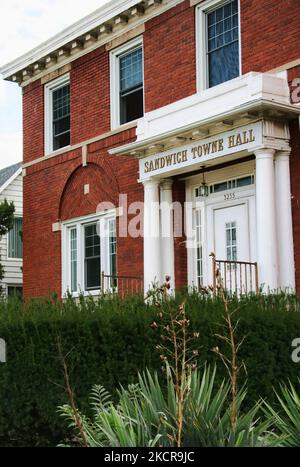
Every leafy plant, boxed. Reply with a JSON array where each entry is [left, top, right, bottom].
[[59, 365, 274, 447], [264, 378, 300, 447]]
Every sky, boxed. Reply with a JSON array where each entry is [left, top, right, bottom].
[[0, 0, 111, 170]]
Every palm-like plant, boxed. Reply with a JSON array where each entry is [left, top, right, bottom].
[[59, 365, 273, 447], [264, 378, 300, 447], [59, 383, 162, 447]]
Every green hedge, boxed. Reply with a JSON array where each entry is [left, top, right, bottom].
[[0, 292, 299, 446]]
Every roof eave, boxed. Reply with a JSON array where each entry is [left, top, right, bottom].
[[0, 0, 141, 79], [0, 0, 181, 85], [0, 167, 22, 195]]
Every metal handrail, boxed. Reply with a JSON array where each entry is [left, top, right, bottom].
[[101, 271, 144, 297], [211, 253, 259, 295]]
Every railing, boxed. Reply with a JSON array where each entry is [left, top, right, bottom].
[[211, 254, 258, 295], [101, 272, 144, 298]]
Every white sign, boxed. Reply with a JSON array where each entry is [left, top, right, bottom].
[[139, 122, 263, 180]]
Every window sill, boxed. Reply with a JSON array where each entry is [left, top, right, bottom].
[[64, 289, 102, 298], [44, 145, 71, 158], [111, 118, 139, 133], [198, 73, 242, 94]]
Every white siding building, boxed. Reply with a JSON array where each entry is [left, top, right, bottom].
[[0, 163, 23, 297]]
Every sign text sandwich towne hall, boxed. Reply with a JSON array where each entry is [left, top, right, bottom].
[[140, 122, 262, 180]]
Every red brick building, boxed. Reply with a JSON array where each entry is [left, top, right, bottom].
[[1, 0, 300, 298]]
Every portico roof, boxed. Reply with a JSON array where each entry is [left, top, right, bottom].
[[110, 72, 300, 159]]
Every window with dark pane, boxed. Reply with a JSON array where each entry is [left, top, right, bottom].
[[8, 217, 23, 259], [207, 0, 239, 88], [84, 224, 101, 291], [52, 83, 70, 150], [119, 46, 144, 124], [7, 286, 23, 299]]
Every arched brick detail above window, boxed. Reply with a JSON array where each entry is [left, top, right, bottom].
[[59, 161, 120, 221]]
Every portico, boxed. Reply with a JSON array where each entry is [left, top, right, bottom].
[[110, 71, 300, 294]]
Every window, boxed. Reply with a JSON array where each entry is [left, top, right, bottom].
[[8, 217, 23, 259], [197, 0, 240, 90], [210, 175, 254, 194], [63, 214, 117, 296], [195, 175, 254, 197], [84, 224, 101, 291], [70, 228, 77, 293], [226, 221, 237, 261], [109, 219, 117, 288], [110, 37, 144, 128], [195, 209, 204, 289], [45, 74, 70, 154], [7, 286, 23, 299]]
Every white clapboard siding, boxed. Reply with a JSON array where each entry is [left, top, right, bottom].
[[0, 172, 23, 292]]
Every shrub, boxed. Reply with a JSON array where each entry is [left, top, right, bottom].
[[0, 292, 299, 446]]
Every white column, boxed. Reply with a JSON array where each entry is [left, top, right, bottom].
[[160, 179, 175, 291], [275, 150, 295, 290], [255, 148, 278, 291], [143, 179, 161, 293]]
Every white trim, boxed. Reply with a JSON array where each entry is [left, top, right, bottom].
[[44, 73, 70, 156], [110, 36, 144, 129], [0, 167, 22, 195], [61, 211, 117, 298], [196, 0, 241, 92]]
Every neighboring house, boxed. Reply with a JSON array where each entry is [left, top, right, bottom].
[[0, 162, 23, 297], [0, 0, 300, 299]]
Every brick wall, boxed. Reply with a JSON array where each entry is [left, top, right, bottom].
[[241, 0, 300, 73], [23, 81, 44, 164], [23, 129, 143, 298], [71, 47, 110, 145], [173, 180, 187, 289], [290, 120, 300, 292], [144, 0, 196, 112], [22, 0, 300, 297]]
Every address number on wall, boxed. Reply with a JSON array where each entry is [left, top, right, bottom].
[[224, 193, 236, 201]]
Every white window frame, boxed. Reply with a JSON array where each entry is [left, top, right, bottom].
[[61, 211, 116, 297], [196, 0, 241, 92], [110, 36, 144, 130], [44, 73, 70, 156], [7, 216, 23, 261]]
